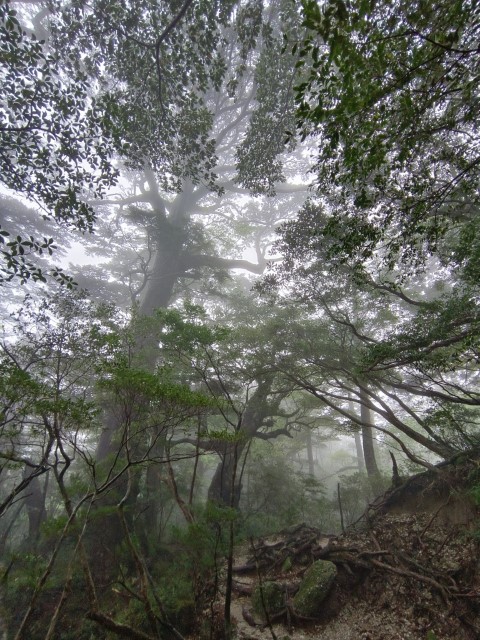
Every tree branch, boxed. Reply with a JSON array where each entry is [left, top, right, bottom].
[[183, 254, 266, 274], [254, 428, 293, 441]]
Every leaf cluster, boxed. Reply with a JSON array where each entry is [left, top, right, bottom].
[[50, 0, 238, 193], [292, 0, 480, 269], [0, 2, 118, 283]]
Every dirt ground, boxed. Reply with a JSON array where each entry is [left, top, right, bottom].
[[200, 456, 480, 640]]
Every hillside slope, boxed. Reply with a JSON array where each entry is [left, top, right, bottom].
[[223, 452, 480, 640]]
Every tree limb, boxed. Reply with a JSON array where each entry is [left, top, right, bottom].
[[183, 253, 266, 274], [254, 428, 293, 441]]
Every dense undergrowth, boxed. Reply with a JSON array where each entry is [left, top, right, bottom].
[[1, 451, 479, 640]]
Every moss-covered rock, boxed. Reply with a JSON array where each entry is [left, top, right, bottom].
[[251, 581, 285, 620], [293, 560, 337, 617]]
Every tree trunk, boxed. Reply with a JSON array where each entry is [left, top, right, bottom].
[[354, 430, 365, 472], [208, 445, 244, 508], [207, 377, 275, 508], [144, 461, 164, 532], [362, 424, 379, 477], [349, 398, 365, 472], [22, 465, 47, 548], [91, 211, 192, 567], [306, 428, 315, 476], [360, 388, 379, 477], [138, 229, 186, 315]]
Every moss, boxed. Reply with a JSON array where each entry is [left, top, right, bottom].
[[293, 560, 337, 617], [251, 581, 285, 620], [282, 555, 293, 572]]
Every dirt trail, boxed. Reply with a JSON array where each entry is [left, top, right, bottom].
[[199, 455, 480, 640]]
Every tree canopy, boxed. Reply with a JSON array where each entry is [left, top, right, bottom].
[[0, 2, 119, 285], [291, 0, 480, 272]]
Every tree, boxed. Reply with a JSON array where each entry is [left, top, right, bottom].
[[0, 2, 118, 285], [260, 214, 480, 464], [0, 292, 119, 528], [263, 0, 480, 466], [151, 303, 299, 506], [152, 301, 320, 639], [47, 1, 312, 505], [260, 252, 480, 464], [291, 0, 480, 272], [47, 0, 309, 310], [0, 291, 219, 639]]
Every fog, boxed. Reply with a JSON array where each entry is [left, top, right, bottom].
[[1, 1, 479, 638]]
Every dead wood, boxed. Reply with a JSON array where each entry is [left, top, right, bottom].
[[368, 558, 451, 605]]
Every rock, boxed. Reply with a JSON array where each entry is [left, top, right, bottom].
[[293, 560, 337, 617], [251, 581, 285, 620]]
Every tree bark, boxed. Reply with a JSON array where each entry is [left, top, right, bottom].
[[138, 227, 186, 315], [354, 430, 365, 472], [22, 464, 47, 548], [207, 377, 276, 507], [360, 388, 379, 477], [349, 398, 366, 473], [207, 442, 244, 508]]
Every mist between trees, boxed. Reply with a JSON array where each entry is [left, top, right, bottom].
[[0, 0, 479, 638]]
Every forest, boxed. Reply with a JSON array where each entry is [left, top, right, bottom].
[[0, 0, 479, 638]]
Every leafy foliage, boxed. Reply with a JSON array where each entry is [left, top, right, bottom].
[[292, 0, 480, 270], [261, 0, 480, 467], [50, 0, 239, 192], [360, 291, 480, 374], [235, 0, 300, 194], [0, 3, 118, 284]]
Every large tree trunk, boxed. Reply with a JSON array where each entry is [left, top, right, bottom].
[[349, 398, 366, 472], [90, 190, 203, 568], [360, 388, 379, 477], [362, 423, 379, 477], [136, 436, 167, 552], [208, 445, 244, 508], [138, 229, 186, 315], [358, 388, 386, 500], [361, 404, 378, 477], [354, 430, 365, 472]]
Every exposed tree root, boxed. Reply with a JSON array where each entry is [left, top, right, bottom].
[[233, 510, 479, 637]]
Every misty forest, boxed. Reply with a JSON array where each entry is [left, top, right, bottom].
[[1, 1, 480, 638]]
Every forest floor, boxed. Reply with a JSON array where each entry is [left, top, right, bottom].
[[200, 453, 480, 640]]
